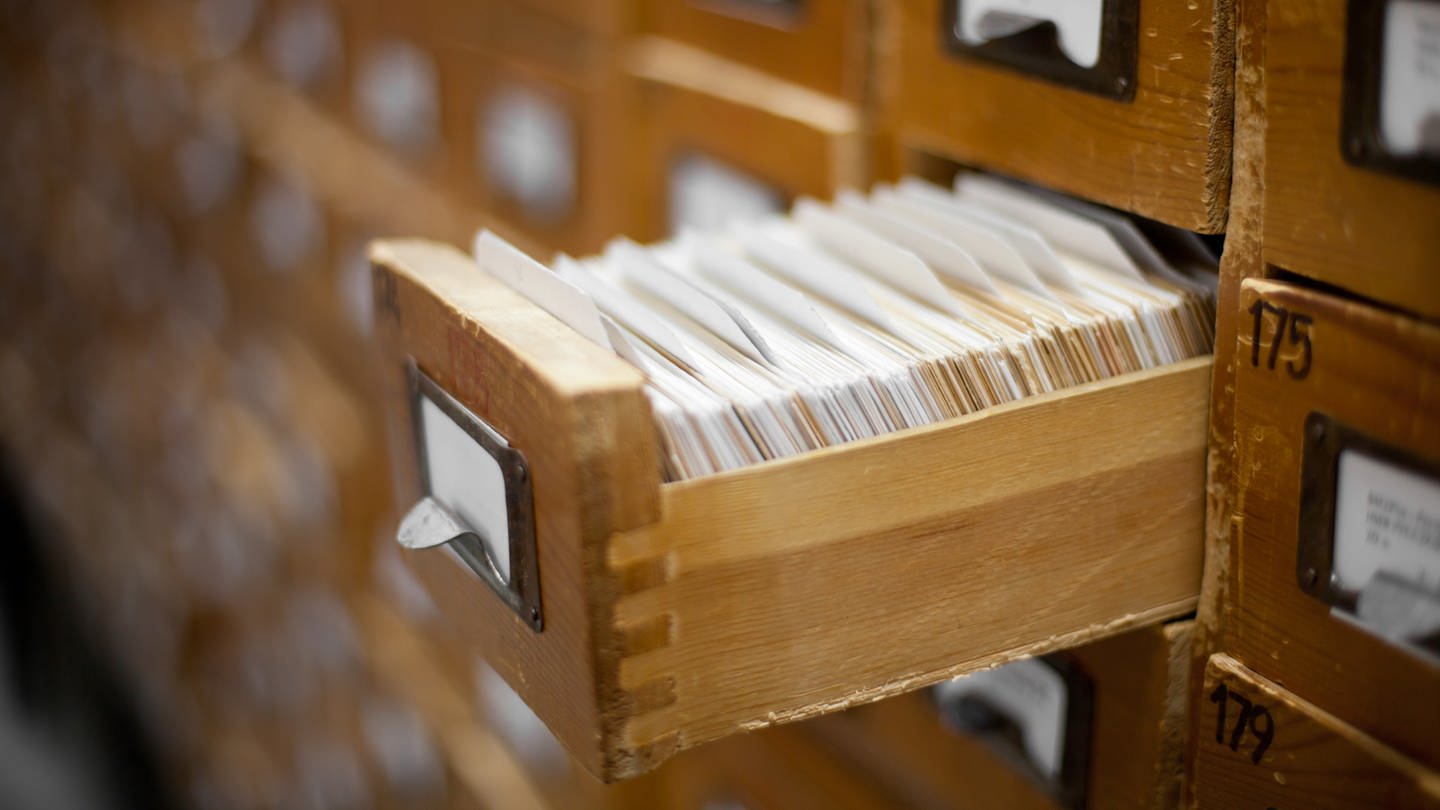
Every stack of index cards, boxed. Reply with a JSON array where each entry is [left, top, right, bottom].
[[475, 175, 1216, 481]]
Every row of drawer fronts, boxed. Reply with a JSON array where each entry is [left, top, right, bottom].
[[231, 0, 1440, 254], [372, 238, 1208, 779], [1192, 655, 1440, 809], [1226, 277, 1440, 770]]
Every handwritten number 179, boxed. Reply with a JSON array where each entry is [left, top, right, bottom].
[[1210, 683, 1274, 765]]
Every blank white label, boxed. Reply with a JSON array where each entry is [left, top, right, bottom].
[[1381, 1, 1440, 157], [482, 87, 576, 223], [934, 657, 1068, 781], [1333, 449, 1440, 594], [356, 42, 440, 156], [418, 397, 511, 582], [956, 0, 1106, 69], [668, 153, 784, 235]]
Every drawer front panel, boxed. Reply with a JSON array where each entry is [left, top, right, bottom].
[[890, 0, 1233, 232], [1261, 0, 1440, 319], [1227, 278, 1440, 768]]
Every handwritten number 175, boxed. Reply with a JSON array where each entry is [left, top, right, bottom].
[[1249, 299, 1313, 379]]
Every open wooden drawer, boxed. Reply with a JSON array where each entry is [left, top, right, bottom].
[[370, 239, 1211, 781]]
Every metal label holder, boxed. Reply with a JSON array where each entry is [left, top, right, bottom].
[[940, 0, 1139, 101], [1341, 0, 1440, 186], [401, 361, 543, 632], [1297, 411, 1440, 658], [932, 654, 1094, 809]]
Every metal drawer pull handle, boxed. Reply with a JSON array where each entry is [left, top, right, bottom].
[[401, 363, 542, 632]]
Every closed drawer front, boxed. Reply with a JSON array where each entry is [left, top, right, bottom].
[[371, 239, 1210, 781], [1260, 0, 1440, 319], [811, 620, 1193, 810], [1192, 654, 1440, 810], [454, 45, 632, 256], [639, 0, 869, 101], [1226, 278, 1440, 769], [889, 0, 1233, 232], [628, 38, 866, 240]]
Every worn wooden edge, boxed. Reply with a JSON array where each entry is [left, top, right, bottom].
[[1200, 0, 1238, 234], [1184, 0, 1265, 802], [1153, 620, 1196, 809], [599, 357, 1211, 779]]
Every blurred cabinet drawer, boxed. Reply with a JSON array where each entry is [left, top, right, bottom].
[[454, 50, 632, 256], [1192, 654, 1440, 810], [660, 725, 899, 810], [370, 239, 1209, 781], [812, 620, 1193, 810], [628, 37, 866, 240], [638, 0, 870, 101], [1260, 0, 1440, 319], [888, 0, 1233, 232], [1226, 277, 1440, 770]]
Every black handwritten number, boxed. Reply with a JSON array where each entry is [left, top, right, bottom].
[[1210, 681, 1228, 744], [1209, 683, 1275, 765], [1248, 701, 1275, 764], [1286, 314, 1313, 379], [1248, 299, 1265, 369], [1248, 298, 1313, 379]]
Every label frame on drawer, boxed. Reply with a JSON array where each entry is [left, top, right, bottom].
[[939, 0, 1139, 100], [1297, 411, 1440, 659], [405, 361, 544, 631], [1341, 0, 1440, 187], [932, 654, 1095, 809]]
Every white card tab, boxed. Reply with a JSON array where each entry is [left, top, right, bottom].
[[956, 174, 1147, 280], [795, 198, 965, 316], [473, 230, 612, 351]]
